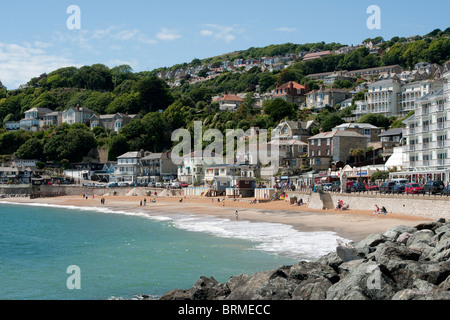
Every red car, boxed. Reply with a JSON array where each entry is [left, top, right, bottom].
[[366, 182, 379, 191], [405, 183, 423, 194]]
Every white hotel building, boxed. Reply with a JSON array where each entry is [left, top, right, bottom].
[[400, 71, 450, 183]]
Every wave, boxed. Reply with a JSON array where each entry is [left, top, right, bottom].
[[168, 214, 346, 260], [0, 201, 345, 260]]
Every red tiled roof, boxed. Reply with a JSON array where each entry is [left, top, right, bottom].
[[276, 81, 306, 90], [220, 94, 243, 101]]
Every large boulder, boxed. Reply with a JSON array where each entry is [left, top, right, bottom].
[[326, 261, 397, 300], [160, 219, 450, 301]]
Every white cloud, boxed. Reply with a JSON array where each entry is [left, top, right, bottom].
[[0, 42, 78, 89], [53, 25, 158, 51], [276, 27, 297, 32], [200, 24, 237, 43], [156, 28, 181, 41]]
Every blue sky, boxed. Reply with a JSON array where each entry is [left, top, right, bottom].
[[0, 0, 448, 89]]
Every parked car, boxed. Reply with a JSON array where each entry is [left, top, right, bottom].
[[118, 182, 130, 187], [83, 182, 95, 187], [423, 180, 445, 194], [108, 182, 118, 188], [442, 185, 450, 195], [179, 181, 189, 188], [405, 183, 423, 194], [331, 180, 341, 191], [155, 182, 163, 188], [147, 181, 156, 187], [379, 181, 396, 194], [322, 183, 333, 191], [171, 181, 181, 188], [392, 183, 406, 194], [350, 182, 366, 192], [94, 183, 106, 188], [366, 182, 379, 191]]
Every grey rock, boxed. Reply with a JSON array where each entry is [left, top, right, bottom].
[[326, 261, 397, 300], [336, 239, 359, 262], [396, 232, 412, 244], [160, 218, 450, 301], [288, 261, 338, 283], [406, 229, 435, 247], [383, 225, 417, 241], [427, 238, 450, 262], [392, 289, 450, 300], [291, 278, 332, 300]]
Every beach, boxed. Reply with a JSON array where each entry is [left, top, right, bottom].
[[2, 194, 433, 242]]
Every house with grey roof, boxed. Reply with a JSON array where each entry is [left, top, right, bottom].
[[308, 130, 368, 170], [333, 123, 381, 142], [139, 152, 178, 184]]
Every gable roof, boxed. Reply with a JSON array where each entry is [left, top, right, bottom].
[[276, 81, 306, 91], [309, 130, 366, 140], [220, 94, 243, 102]]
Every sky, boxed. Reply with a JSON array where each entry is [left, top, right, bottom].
[[0, 0, 449, 89]]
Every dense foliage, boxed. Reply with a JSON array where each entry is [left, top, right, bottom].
[[0, 29, 449, 165]]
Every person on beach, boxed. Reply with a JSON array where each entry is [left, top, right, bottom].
[[235, 210, 239, 221], [374, 205, 380, 214], [144, 198, 146, 206], [140, 200, 142, 206], [381, 206, 387, 215]]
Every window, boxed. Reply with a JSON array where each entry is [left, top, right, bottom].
[[318, 150, 321, 156], [311, 140, 315, 146], [317, 139, 321, 146], [311, 151, 315, 156], [326, 138, 330, 145]]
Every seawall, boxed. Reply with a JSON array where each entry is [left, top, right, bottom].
[[306, 191, 450, 219]]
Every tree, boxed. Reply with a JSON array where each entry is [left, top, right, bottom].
[[105, 92, 139, 114], [15, 138, 43, 160], [258, 73, 277, 92], [357, 113, 390, 129], [72, 64, 113, 90], [264, 98, 296, 122], [43, 128, 96, 162], [350, 148, 365, 164], [132, 76, 174, 113], [108, 134, 129, 161], [320, 113, 344, 132]]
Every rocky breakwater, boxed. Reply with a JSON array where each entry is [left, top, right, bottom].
[[160, 219, 450, 300]]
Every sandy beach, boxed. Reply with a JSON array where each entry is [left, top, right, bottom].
[[1, 194, 434, 242]]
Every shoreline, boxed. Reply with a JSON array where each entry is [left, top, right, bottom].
[[0, 194, 434, 242]]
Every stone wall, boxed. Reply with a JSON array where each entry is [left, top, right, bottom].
[[306, 191, 450, 219]]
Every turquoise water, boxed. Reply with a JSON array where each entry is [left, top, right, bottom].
[[0, 202, 345, 300]]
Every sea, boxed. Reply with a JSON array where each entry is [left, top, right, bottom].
[[0, 201, 345, 300]]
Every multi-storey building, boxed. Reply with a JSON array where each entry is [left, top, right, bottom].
[[308, 130, 367, 171], [305, 86, 352, 109], [110, 151, 144, 183], [365, 79, 402, 118], [62, 105, 95, 126], [397, 80, 443, 118], [402, 71, 450, 182], [139, 152, 178, 184]]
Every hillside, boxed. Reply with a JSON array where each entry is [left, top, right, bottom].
[[0, 28, 449, 166]]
